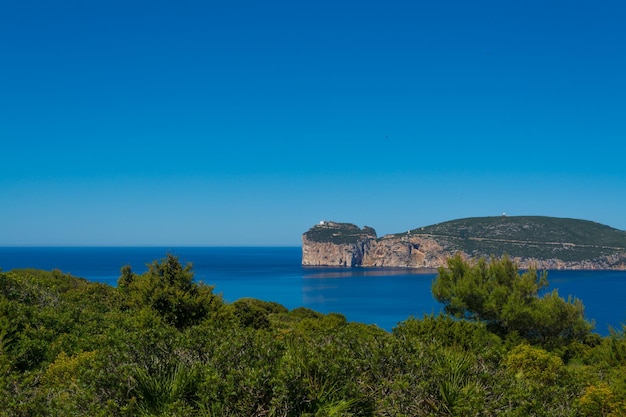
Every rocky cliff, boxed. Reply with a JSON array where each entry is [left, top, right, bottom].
[[302, 217, 626, 270], [302, 224, 454, 268], [301, 221, 375, 266], [361, 235, 449, 268]]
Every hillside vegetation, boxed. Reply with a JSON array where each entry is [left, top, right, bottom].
[[303, 221, 376, 244], [1, 254, 626, 416], [402, 216, 626, 262]]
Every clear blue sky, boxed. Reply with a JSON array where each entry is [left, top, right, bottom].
[[2, 0, 625, 246]]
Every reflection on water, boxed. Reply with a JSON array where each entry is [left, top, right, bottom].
[[303, 266, 438, 279], [302, 294, 340, 304], [301, 267, 441, 329]]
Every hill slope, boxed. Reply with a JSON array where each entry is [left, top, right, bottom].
[[400, 216, 626, 262]]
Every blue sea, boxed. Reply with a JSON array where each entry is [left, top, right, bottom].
[[1, 247, 625, 336]]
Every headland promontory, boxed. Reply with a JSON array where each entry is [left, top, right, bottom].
[[302, 216, 626, 270]]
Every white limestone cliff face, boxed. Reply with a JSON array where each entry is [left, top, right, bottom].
[[508, 255, 626, 270], [302, 232, 454, 268], [301, 237, 369, 267], [301, 222, 454, 268], [301, 221, 374, 267], [362, 235, 450, 268]]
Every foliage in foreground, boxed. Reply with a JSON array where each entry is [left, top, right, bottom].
[[0, 255, 625, 416], [432, 254, 593, 349]]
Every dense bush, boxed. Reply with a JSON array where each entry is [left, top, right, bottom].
[[432, 254, 593, 348], [1, 255, 625, 416]]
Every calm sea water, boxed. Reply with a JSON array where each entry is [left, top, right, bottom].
[[1, 247, 624, 335]]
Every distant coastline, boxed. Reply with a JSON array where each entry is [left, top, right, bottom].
[[302, 216, 626, 270]]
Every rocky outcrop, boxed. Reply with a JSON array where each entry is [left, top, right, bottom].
[[302, 222, 451, 268], [362, 235, 449, 268], [302, 221, 375, 267], [301, 238, 369, 267], [507, 255, 626, 270], [302, 219, 626, 270]]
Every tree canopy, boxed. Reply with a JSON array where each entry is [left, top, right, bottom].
[[118, 253, 222, 328], [431, 254, 593, 347]]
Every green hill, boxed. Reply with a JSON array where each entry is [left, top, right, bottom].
[[303, 221, 377, 244], [403, 216, 626, 262]]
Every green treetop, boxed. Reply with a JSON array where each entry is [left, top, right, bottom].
[[431, 254, 593, 348]]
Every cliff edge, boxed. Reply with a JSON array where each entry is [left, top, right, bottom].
[[302, 221, 376, 266], [302, 216, 626, 270]]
